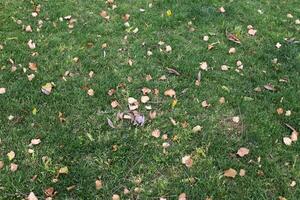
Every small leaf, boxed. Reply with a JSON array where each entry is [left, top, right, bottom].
[[95, 180, 103, 190], [283, 137, 292, 146], [164, 89, 176, 97], [0, 87, 6, 94], [152, 129, 160, 138], [10, 163, 18, 172], [31, 138, 41, 145], [181, 155, 193, 168], [27, 192, 38, 200]]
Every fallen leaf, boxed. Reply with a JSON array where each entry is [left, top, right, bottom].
[[149, 111, 157, 119], [58, 166, 69, 174], [201, 100, 210, 108], [181, 155, 193, 168], [166, 67, 180, 76], [27, 40, 36, 49], [178, 193, 187, 200], [100, 10, 110, 20], [219, 97, 225, 104], [7, 151, 15, 161], [166, 9, 172, 17], [227, 33, 241, 44], [112, 194, 120, 200], [285, 110, 291, 116], [264, 84, 276, 91], [200, 62, 208, 71], [141, 96, 150, 103], [25, 25, 33, 32], [221, 65, 229, 71], [95, 180, 103, 190], [152, 129, 160, 138], [276, 42, 282, 49], [164, 89, 176, 97], [224, 168, 237, 178], [41, 83, 53, 95], [276, 108, 284, 115], [0, 87, 6, 94], [31, 138, 41, 145], [10, 163, 18, 172], [203, 35, 209, 41], [228, 47, 236, 54], [111, 100, 119, 108], [232, 116, 240, 123], [165, 45, 172, 52], [107, 118, 115, 129], [248, 28, 257, 36], [0, 161, 4, 170], [27, 192, 38, 200], [128, 97, 138, 104], [218, 7, 225, 13], [192, 125, 202, 133], [283, 137, 292, 146], [237, 147, 250, 157], [28, 62, 37, 71], [87, 89, 95, 96], [44, 187, 56, 197], [239, 169, 246, 177]]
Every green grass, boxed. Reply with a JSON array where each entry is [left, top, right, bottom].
[[0, 0, 300, 199]]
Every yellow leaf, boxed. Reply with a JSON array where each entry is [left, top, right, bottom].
[[58, 166, 69, 174], [32, 108, 37, 115], [171, 99, 177, 109], [166, 10, 172, 17]]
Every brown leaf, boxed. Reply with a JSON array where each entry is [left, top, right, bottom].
[[276, 108, 284, 115], [100, 10, 110, 20], [87, 89, 95, 96], [44, 187, 56, 197], [239, 169, 246, 177], [111, 100, 119, 108], [31, 138, 41, 145], [112, 194, 120, 200], [122, 14, 130, 22], [237, 147, 250, 157], [178, 193, 187, 200], [164, 89, 176, 97], [27, 39, 36, 49], [224, 168, 237, 178], [149, 111, 157, 119]]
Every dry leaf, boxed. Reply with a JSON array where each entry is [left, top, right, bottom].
[[224, 168, 237, 178], [152, 129, 160, 138], [227, 33, 241, 44], [164, 89, 176, 97], [10, 163, 18, 172], [87, 89, 95, 96], [141, 96, 150, 103], [128, 97, 138, 104], [221, 65, 229, 71], [203, 35, 209, 41], [25, 25, 33, 32], [276, 108, 284, 115], [111, 100, 119, 108], [31, 138, 41, 145], [7, 151, 15, 161], [201, 100, 210, 108], [229, 47, 236, 54], [248, 28, 257, 36], [239, 169, 246, 177], [285, 110, 291, 116], [165, 45, 172, 52], [41, 83, 53, 95], [0, 161, 4, 170], [27, 192, 38, 200], [100, 10, 110, 20], [192, 125, 202, 133], [237, 147, 250, 157], [276, 42, 282, 49], [122, 14, 130, 21], [0, 87, 6, 94], [219, 97, 225, 104], [200, 62, 208, 71], [232, 116, 240, 123], [218, 7, 225, 13], [283, 137, 292, 146], [112, 194, 120, 200], [286, 124, 299, 142], [181, 155, 193, 168], [27, 40, 36, 49], [95, 180, 103, 190], [44, 187, 56, 197], [58, 166, 69, 174], [178, 193, 187, 200], [264, 84, 276, 91]]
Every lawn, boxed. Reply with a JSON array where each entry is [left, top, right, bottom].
[[0, 0, 300, 199]]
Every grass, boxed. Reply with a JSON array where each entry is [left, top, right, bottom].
[[0, 0, 300, 199]]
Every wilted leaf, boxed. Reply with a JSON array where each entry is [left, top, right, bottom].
[[232, 116, 240, 123], [239, 169, 246, 177], [0, 161, 4, 170], [112, 194, 120, 200], [166, 67, 180, 76], [27, 39, 36, 49], [237, 147, 250, 157], [224, 168, 237, 178], [178, 193, 187, 200], [199, 62, 208, 71], [141, 96, 150, 103], [107, 118, 115, 129], [29, 62, 37, 71], [87, 89, 95, 96], [44, 187, 56, 197], [192, 125, 202, 133], [111, 100, 119, 108], [264, 84, 276, 91], [218, 7, 225, 13]]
